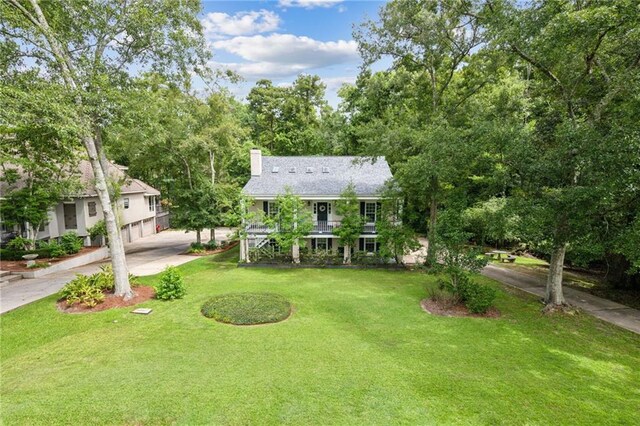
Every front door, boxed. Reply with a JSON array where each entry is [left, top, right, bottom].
[[317, 202, 328, 222], [63, 203, 77, 230]]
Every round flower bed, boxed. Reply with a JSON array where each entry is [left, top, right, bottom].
[[201, 292, 291, 325]]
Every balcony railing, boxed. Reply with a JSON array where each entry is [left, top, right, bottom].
[[246, 221, 378, 235]]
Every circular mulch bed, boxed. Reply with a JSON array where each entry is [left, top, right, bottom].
[[57, 286, 155, 314], [421, 298, 501, 318], [201, 292, 292, 325]]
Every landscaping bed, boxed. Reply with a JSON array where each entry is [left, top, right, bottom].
[[57, 286, 155, 314], [0, 246, 100, 272], [201, 292, 292, 325], [420, 298, 501, 318], [183, 241, 238, 256]]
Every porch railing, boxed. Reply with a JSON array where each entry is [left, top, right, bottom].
[[246, 221, 378, 235]]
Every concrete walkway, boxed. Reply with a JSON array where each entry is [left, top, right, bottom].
[[483, 263, 640, 334], [0, 229, 234, 314]]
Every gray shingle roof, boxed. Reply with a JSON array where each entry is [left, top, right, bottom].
[[242, 156, 393, 197]]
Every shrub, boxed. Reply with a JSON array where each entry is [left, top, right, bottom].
[[38, 240, 67, 258], [88, 220, 107, 243], [6, 237, 31, 251], [201, 292, 291, 325], [427, 286, 460, 309], [60, 231, 83, 254], [459, 280, 497, 314], [60, 274, 105, 308], [155, 266, 186, 300], [204, 240, 218, 250]]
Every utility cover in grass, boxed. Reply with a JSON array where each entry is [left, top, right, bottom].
[[201, 292, 291, 325]]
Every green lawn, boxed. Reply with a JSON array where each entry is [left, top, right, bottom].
[[2, 248, 639, 425]]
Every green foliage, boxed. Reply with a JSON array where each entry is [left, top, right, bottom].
[[87, 220, 107, 241], [60, 275, 105, 308], [265, 188, 313, 260], [201, 292, 291, 325], [155, 266, 186, 300], [37, 240, 66, 258], [333, 183, 363, 257], [377, 180, 419, 264], [188, 242, 206, 254], [463, 197, 519, 246], [458, 277, 497, 314], [204, 240, 218, 250], [6, 237, 31, 251], [60, 232, 82, 254]]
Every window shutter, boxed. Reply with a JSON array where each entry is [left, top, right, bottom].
[[359, 238, 364, 251], [311, 239, 316, 250], [360, 202, 365, 216], [328, 238, 333, 249], [263, 201, 269, 214]]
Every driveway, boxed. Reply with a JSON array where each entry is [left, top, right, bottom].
[[483, 263, 640, 335], [0, 228, 235, 314]]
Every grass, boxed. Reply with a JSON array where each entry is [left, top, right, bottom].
[[1, 247, 639, 425], [201, 292, 291, 325]]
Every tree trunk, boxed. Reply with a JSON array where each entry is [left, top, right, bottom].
[[344, 244, 351, 264], [292, 242, 300, 264], [210, 228, 216, 243], [82, 136, 132, 299], [209, 150, 215, 185], [426, 176, 438, 263], [545, 243, 567, 306], [196, 229, 202, 245]]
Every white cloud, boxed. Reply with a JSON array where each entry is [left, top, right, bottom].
[[210, 60, 310, 78], [278, 0, 344, 9], [322, 76, 356, 91], [201, 10, 280, 38], [212, 34, 358, 75]]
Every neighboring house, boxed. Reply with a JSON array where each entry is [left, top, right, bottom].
[[240, 149, 393, 261], [1, 160, 161, 247]]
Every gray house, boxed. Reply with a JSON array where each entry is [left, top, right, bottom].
[[240, 149, 393, 261]]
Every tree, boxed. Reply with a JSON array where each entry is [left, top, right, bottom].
[[334, 182, 363, 264], [0, 78, 80, 249], [1, 0, 210, 300], [483, 0, 640, 308], [376, 180, 420, 264], [265, 188, 313, 264]]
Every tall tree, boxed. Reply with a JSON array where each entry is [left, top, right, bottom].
[[483, 0, 640, 308], [265, 188, 313, 264], [1, 0, 210, 299]]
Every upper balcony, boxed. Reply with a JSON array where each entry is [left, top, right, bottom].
[[246, 220, 377, 235]]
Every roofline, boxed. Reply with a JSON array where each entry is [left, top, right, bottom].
[[241, 193, 382, 200]]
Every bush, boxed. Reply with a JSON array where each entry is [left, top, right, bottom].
[[155, 266, 186, 300], [38, 240, 67, 258], [6, 237, 31, 251], [459, 280, 497, 314], [60, 274, 106, 308], [201, 292, 291, 325], [60, 231, 83, 254], [88, 220, 107, 243], [427, 287, 460, 309], [204, 240, 218, 250]]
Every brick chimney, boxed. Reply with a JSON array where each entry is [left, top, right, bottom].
[[250, 149, 262, 176]]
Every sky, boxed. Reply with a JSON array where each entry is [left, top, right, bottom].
[[199, 0, 387, 107]]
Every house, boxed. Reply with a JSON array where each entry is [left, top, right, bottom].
[[239, 149, 393, 262], [1, 160, 162, 247]]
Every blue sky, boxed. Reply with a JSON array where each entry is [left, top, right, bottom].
[[199, 0, 387, 107]]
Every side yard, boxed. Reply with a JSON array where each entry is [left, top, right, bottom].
[[1, 248, 639, 424]]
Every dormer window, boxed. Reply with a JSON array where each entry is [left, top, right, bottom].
[[289, 167, 296, 173], [306, 167, 313, 173], [322, 167, 330, 173], [272, 166, 279, 173]]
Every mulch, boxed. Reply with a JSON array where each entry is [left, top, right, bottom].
[[183, 241, 238, 256], [57, 286, 155, 314], [420, 298, 501, 318], [0, 247, 100, 272]]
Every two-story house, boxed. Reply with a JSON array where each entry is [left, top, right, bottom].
[[239, 149, 393, 262], [1, 160, 162, 247]]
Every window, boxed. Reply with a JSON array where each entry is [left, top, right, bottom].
[[365, 202, 376, 223], [88, 201, 97, 217], [364, 238, 377, 253], [148, 197, 155, 212], [316, 238, 328, 251], [268, 201, 278, 216], [38, 221, 48, 232], [123, 198, 130, 209], [322, 167, 330, 173], [313, 203, 317, 214], [288, 167, 296, 173], [328, 203, 332, 214], [272, 166, 279, 173], [306, 167, 313, 173]]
